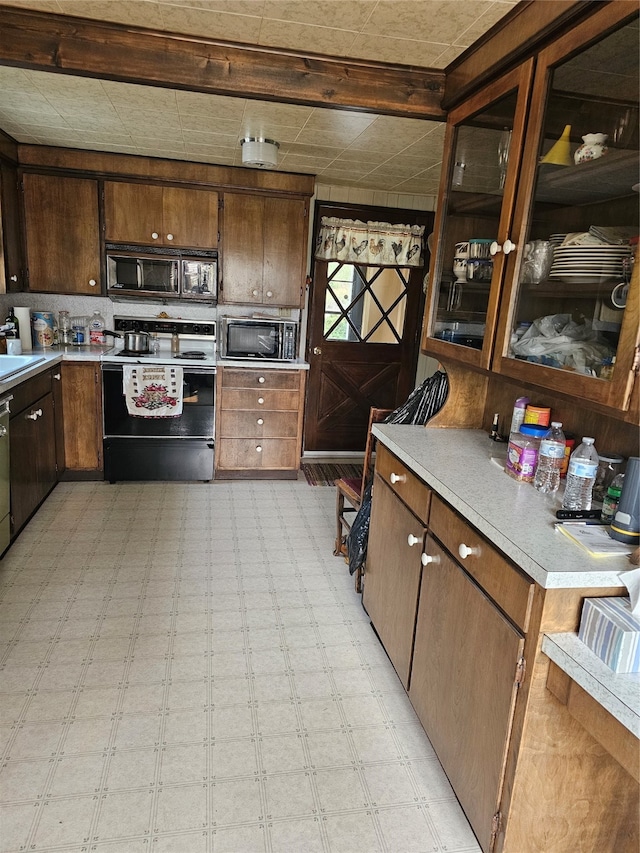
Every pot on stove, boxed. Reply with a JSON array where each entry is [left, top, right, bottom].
[[104, 329, 151, 353]]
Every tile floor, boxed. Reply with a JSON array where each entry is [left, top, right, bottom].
[[0, 479, 480, 853]]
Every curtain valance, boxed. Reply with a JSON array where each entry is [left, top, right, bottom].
[[315, 217, 425, 267]]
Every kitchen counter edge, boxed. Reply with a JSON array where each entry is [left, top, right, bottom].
[[372, 424, 632, 590]]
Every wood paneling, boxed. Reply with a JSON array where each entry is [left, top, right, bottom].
[[60, 362, 102, 474], [221, 369, 301, 391], [18, 146, 315, 195], [0, 6, 445, 120]]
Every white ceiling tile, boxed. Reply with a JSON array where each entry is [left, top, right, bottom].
[[257, 19, 357, 55], [159, 4, 262, 41], [348, 34, 447, 67], [262, 0, 376, 29]]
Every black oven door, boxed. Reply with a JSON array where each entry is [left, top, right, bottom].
[[102, 365, 215, 482]]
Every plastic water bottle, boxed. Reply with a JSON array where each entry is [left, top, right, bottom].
[[88, 311, 106, 345], [562, 437, 599, 510], [533, 421, 565, 494]]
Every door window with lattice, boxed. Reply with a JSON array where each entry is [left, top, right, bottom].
[[324, 262, 409, 344]]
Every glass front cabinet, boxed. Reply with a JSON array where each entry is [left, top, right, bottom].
[[423, 2, 639, 413]]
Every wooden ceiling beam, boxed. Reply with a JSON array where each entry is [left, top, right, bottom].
[[0, 6, 446, 121]]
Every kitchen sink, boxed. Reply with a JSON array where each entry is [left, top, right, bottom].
[[0, 354, 46, 382]]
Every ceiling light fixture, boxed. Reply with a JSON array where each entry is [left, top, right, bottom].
[[241, 137, 279, 169]]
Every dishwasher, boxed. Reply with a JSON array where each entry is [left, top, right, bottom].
[[0, 395, 12, 555]]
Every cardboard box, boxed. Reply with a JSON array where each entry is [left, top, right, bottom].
[[578, 596, 640, 674]]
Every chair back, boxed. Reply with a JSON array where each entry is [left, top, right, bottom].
[[360, 407, 392, 500]]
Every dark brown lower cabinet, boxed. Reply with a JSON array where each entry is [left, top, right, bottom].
[[362, 475, 427, 689], [408, 535, 524, 852], [10, 378, 57, 536]]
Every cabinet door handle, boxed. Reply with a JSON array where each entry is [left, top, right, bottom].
[[10, 275, 17, 282], [390, 472, 406, 484], [258, 376, 265, 384], [421, 552, 440, 566], [26, 408, 43, 420], [252, 289, 259, 297], [88, 279, 97, 287], [265, 290, 273, 298], [151, 232, 159, 240], [458, 543, 480, 560], [0, 425, 6, 437], [257, 418, 264, 425], [166, 233, 174, 241], [257, 397, 264, 405], [255, 445, 263, 453], [53, 373, 61, 381], [407, 533, 421, 547], [490, 238, 516, 256]]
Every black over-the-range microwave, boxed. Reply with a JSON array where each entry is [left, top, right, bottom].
[[106, 243, 217, 303]]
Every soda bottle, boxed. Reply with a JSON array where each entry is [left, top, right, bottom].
[[562, 437, 599, 510], [533, 422, 565, 494]]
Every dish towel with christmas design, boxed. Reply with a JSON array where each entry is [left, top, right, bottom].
[[122, 365, 184, 417]]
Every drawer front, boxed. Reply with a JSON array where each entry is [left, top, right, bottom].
[[219, 410, 299, 439], [429, 495, 534, 633], [221, 368, 301, 391], [9, 369, 53, 416], [217, 437, 299, 470], [220, 388, 300, 412], [376, 444, 431, 524]]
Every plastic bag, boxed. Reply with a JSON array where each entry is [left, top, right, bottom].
[[347, 482, 373, 576], [510, 313, 614, 375]]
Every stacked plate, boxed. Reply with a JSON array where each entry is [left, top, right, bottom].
[[548, 244, 631, 285]]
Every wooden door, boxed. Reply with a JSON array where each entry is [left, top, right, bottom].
[[221, 192, 264, 304], [103, 181, 163, 244], [409, 535, 524, 853], [161, 186, 218, 248], [23, 173, 100, 295], [263, 195, 307, 307], [61, 362, 103, 474], [362, 476, 426, 688], [305, 206, 431, 451]]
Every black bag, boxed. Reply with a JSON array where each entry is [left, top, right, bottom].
[[347, 481, 373, 576]]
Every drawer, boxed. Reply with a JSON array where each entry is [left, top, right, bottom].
[[219, 410, 299, 439], [220, 388, 300, 412], [217, 437, 299, 470], [429, 495, 535, 633], [375, 444, 431, 524], [221, 368, 301, 391], [9, 369, 53, 417]]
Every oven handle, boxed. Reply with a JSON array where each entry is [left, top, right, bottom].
[[101, 364, 216, 375]]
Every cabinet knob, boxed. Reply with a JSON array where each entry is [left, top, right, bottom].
[[252, 290, 259, 297], [10, 275, 17, 282], [255, 445, 263, 453], [257, 418, 264, 425], [265, 290, 273, 298], [26, 408, 43, 421], [490, 238, 516, 256], [166, 233, 174, 241], [390, 472, 406, 484], [407, 533, 421, 547], [88, 279, 97, 287], [53, 373, 61, 381], [421, 552, 440, 566], [258, 376, 265, 384], [151, 232, 159, 240], [257, 397, 264, 405], [458, 543, 480, 560], [0, 425, 6, 437]]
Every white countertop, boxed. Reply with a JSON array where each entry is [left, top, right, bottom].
[[542, 632, 639, 737], [0, 347, 310, 396], [372, 424, 634, 589]]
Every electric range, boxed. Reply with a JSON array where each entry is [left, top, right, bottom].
[[101, 316, 217, 367]]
